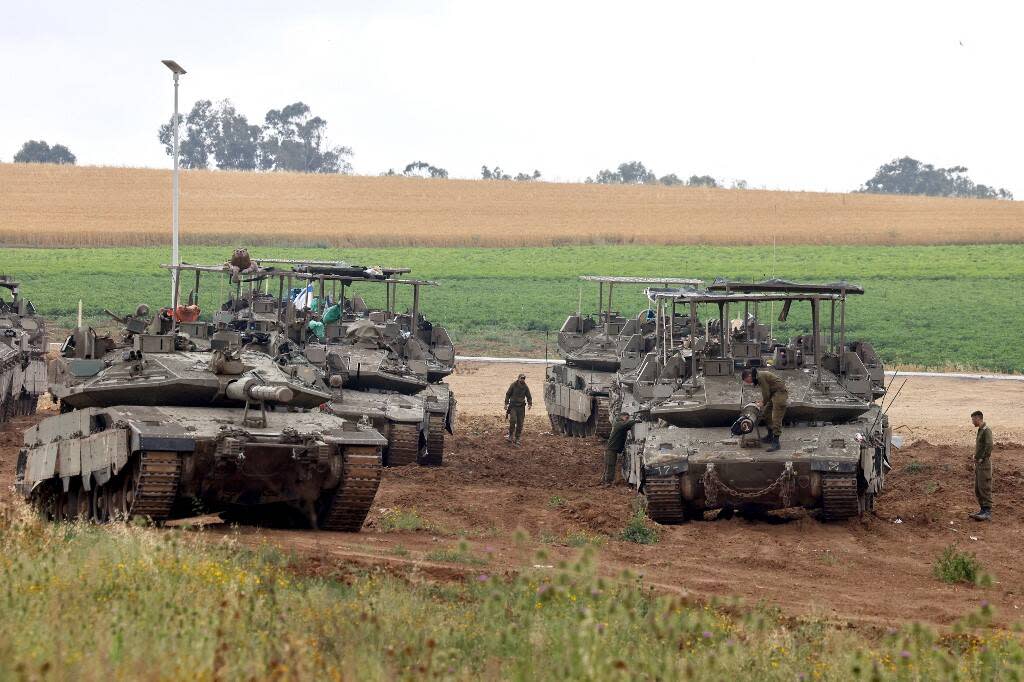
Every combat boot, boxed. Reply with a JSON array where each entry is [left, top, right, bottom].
[[760, 432, 773, 444], [970, 508, 992, 521], [766, 435, 781, 453]]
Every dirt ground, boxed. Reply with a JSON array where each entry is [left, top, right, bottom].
[[3, 367, 1023, 631]]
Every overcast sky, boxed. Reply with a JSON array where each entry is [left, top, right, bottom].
[[1, 0, 1020, 194]]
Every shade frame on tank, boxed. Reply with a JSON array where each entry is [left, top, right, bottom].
[[160, 262, 437, 334], [645, 280, 864, 387], [577, 275, 704, 338]]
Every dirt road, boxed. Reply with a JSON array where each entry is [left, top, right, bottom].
[[3, 368, 1022, 630]]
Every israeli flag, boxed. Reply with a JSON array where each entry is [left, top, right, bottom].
[[293, 284, 315, 310]]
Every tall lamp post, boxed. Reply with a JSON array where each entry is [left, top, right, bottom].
[[161, 59, 187, 303]]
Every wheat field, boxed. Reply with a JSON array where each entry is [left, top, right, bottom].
[[1, 162, 1022, 247]]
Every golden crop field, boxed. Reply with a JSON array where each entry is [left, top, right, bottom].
[[1, 162, 1022, 247]]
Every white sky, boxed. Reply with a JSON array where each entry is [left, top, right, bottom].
[[1, 0, 1020, 194]]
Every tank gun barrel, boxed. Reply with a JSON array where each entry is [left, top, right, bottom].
[[225, 377, 294, 403]]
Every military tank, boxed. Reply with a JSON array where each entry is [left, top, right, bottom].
[[616, 280, 893, 523], [544, 276, 701, 438], [167, 262, 454, 467], [0, 276, 48, 422], [256, 256, 456, 382], [19, 304, 387, 530]]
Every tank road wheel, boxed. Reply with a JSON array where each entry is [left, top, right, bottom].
[[54, 488, 70, 522], [643, 476, 687, 524], [594, 398, 612, 440], [31, 483, 58, 521], [110, 467, 132, 521], [69, 483, 92, 522], [821, 473, 862, 521], [421, 414, 446, 466], [387, 424, 420, 467], [92, 485, 111, 523]]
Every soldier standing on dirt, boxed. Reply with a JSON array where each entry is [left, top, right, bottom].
[[970, 410, 993, 521], [741, 368, 788, 453], [603, 412, 639, 485], [504, 373, 532, 446]]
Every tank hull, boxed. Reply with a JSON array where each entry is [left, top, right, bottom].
[[16, 405, 387, 531], [625, 408, 890, 523], [543, 365, 615, 438]]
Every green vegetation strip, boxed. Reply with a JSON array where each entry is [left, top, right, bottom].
[[2, 244, 1022, 371], [1, 505, 1021, 679]]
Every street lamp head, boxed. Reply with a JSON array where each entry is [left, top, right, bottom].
[[162, 60, 187, 75]]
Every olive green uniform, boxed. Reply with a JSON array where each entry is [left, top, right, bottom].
[[975, 423, 993, 511], [604, 417, 639, 484], [757, 371, 789, 437], [504, 380, 532, 442]]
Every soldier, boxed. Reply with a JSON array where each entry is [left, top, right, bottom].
[[604, 412, 639, 485], [741, 367, 788, 452], [504, 373, 532, 446], [970, 410, 993, 521]]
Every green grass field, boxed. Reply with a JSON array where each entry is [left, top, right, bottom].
[[2, 244, 1021, 372], [1, 504, 1019, 680]]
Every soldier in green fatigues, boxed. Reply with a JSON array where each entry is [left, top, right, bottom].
[[604, 412, 639, 485], [504, 373, 532, 446], [970, 410, 993, 521], [742, 368, 788, 452]]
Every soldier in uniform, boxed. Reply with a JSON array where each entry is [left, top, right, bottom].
[[604, 412, 639, 485], [970, 410, 993, 521], [741, 367, 788, 452], [504, 373, 532, 446]]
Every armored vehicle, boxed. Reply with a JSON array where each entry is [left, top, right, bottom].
[[0, 276, 48, 422], [544, 276, 701, 438], [616, 280, 893, 523], [256, 257, 456, 382], [19, 300, 387, 530], [164, 262, 454, 466]]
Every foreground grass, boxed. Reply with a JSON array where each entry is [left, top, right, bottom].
[[2, 504, 1022, 680], [2, 244, 1023, 370]]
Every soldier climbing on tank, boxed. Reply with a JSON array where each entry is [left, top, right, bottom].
[[970, 410, 993, 521], [741, 367, 788, 452], [603, 412, 639, 485], [504, 373, 532, 446]]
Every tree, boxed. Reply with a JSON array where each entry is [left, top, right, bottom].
[[158, 99, 218, 169], [13, 140, 76, 165], [403, 161, 448, 178], [859, 157, 1012, 200], [687, 175, 718, 188], [659, 173, 683, 186], [481, 165, 510, 180], [259, 102, 352, 174], [213, 101, 261, 171], [514, 170, 541, 182], [587, 161, 657, 184]]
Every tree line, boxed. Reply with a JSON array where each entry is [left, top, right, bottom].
[[5, 116, 1016, 200]]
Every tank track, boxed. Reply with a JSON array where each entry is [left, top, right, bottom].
[[644, 476, 686, 524], [320, 446, 382, 532], [387, 423, 420, 466], [594, 398, 612, 439], [821, 473, 861, 521], [421, 413, 445, 465], [129, 451, 182, 520]]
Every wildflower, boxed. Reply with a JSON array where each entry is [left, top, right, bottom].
[[477, 574, 489, 582], [702, 631, 713, 639], [900, 651, 911, 660]]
